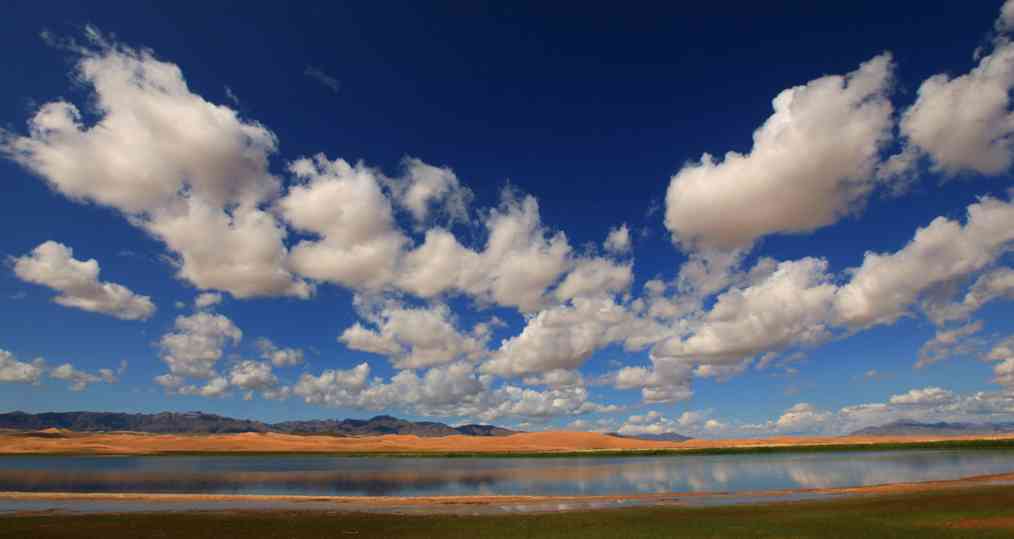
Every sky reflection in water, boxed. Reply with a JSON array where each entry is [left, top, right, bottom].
[[0, 450, 1012, 497]]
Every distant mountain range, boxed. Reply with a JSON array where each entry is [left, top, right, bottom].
[[850, 420, 1014, 437], [0, 411, 517, 437], [608, 432, 692, 442]]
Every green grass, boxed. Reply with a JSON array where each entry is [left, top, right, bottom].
[[5, 437, 1014, 458], [6, 485, 1014, 538]]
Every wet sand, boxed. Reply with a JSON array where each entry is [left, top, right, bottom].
[[3, 429, 1014, 455]]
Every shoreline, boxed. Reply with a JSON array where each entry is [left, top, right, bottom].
[[3, 471, 1014, 514]]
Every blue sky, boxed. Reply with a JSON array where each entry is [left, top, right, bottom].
[[0, 1, 1012, 437]]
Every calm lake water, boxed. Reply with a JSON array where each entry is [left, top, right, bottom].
[[1, 450, 1013, 497]]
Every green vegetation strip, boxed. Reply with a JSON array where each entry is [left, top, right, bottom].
[[6, 485, 1014, 538]]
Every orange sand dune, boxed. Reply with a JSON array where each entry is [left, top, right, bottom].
[[1, 429, 1013, 455]]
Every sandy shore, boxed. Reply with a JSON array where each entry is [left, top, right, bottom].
[[3, 429, 1014, 455]]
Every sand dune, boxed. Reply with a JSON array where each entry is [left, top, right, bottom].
[[1, 429, 1013, 455]]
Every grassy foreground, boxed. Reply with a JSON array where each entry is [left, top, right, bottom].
[[6, 486, 1014, 538]]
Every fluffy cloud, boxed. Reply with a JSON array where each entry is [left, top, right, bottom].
[[0, 350, 45, 384], [617, 409, 722, 437], [177, 376, 231, 398], [916, 320, 984, 368], [773, 403, 832, 432], [158, 312, 242, 379], [397, 193, 573, 312], [553, 258, 632, 302], [195, 292, 223, 309], [279, 155, 408, 290], [987, 336, 1014, 388], [255, 338, 304, 367], [1, 30, 309, 299], [293, 362, 372, 406], [386, 157, 472, 224], [12, 241, 155, 320], [889, 386, 957, 406], [901, 3, 1014, 176], [738, 385, 1014, 436], [653, 257, 837, 367], [295, 361, 488, 417], [1001, 0, 1014, 32], [603, 224, 631, 254], [835, 195, 1014, 328], [49, 363, 117, 391], [227, 360, 279, 391], [610, 357, 694, 404], [522, 369, 584, 389], [619, 194, 1012, 405], [483, 296, 653, 377], [665, 54, 894, 250], [923, 267, 1014, 325], [339, 301, 489, 369], [294, 361, 614, 421], [476, 384, 618, 422]]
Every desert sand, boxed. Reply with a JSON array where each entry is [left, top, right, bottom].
[[2, 428, 1014, 455]]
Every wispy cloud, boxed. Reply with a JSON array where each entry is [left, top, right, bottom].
[[224, 85, 240, 105], [305, 66, 340, 93]]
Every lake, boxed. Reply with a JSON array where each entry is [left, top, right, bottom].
[[1, 449, 1013, 497]]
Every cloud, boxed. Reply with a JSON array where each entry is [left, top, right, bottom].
[[522, 369, 584, 389], [889, 386, 957, 406], [900, 4, 1014, 176], [0, 350, 45, 384], [1, 30, 310, 299], [177, 376, 231, 398], [294, 361, 615, 421], [653, 257, 837, 368], [338, 301, 489, 369], [304, 66, 340, 93], [565, 417, 617, 433], [773, 403, 832, 432], [603, 224, 631, 254], [255, 338, 304, 367], [552, 257, 632, 302], [293, 362, 372, 406], [986, 336, 1014, 388], [397, 192, 573, 312], [12, 241, 155, 320], [194, 292, 223, 309], [835, 195, 1014, 328], [3, 34, 605, 318], [278, 155, 409, 291], [609, 357, 694, 404], [636, 194, 1013, 401], [483, 296, 653, 377], [617, 409, 722, 437], [158, 312, 242, 379], [923, 267, 1014, 325], [665, 54, 895, 251], [227, 360, 279, 392], [386, 157, 472, 225], [1001, 0, 1014, 33], [224, 86, 240, 105], [49, 362, 118, 391], [915, 320, 984, 368]]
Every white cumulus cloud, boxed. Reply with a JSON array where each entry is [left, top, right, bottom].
[[12, 241, 155, 320], [665, 54, 895, 251]]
